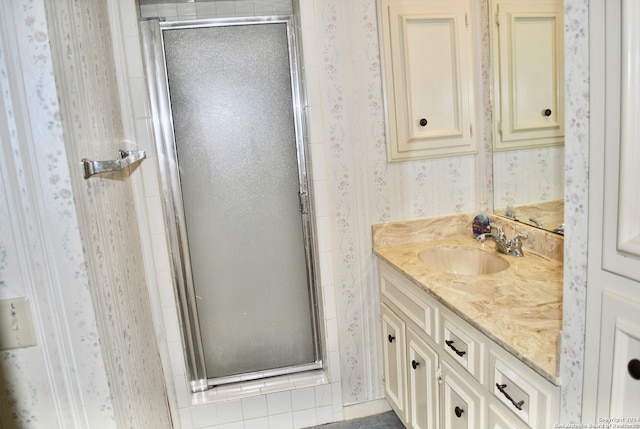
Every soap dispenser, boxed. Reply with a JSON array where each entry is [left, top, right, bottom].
[[472, 201, 491, 237]]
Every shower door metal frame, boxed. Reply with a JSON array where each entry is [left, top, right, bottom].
[[140, 15, 323, 392]]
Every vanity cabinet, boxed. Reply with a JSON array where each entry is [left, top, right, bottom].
[[378, 260, 559, 428], [377, 0, 478, 161], [490, 0, 564, 151]]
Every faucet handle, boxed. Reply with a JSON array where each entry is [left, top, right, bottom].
[[512, 232, 528, 244], [489, 223, 505, 238]]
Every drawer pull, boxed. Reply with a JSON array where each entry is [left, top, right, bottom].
[[388, 334, 395, 343], [445, 340, 466, 357], [496, 383, 525, 410], [454, 406, 464, 418], [411, 360, 420, 370], [628, 359, 640, 380]]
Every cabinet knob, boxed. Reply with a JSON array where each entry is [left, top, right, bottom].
[[544, 108, 552, 117], [629, 359, 640, 380], [411, 360, 420, 370], [419, 118, 428, 126], [455, 406, 464, 418], [388, 334, 395, 343]]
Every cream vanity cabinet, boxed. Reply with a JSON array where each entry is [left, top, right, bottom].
[[377, 0, 478, 161], [378, 260, 559, 428], [490, 0, 564, 150]]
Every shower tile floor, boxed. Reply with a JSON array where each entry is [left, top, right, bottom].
[[305, 411, 404, 429]]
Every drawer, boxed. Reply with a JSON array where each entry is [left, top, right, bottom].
[[441, 313, 485, 384], [489, 350, 557, 428], [488, 403, 528, 429], [379, 262, 438, 342]]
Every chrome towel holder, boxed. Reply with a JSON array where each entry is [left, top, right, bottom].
[[82, 149, 146, 179]]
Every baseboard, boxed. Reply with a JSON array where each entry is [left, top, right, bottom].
[[342, 398, 392, 420]]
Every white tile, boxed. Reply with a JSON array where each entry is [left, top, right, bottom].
[[312, 180, 330, 217], [118, 0, 140, 37], [217, 400, 244, 424], [129, 76, 151, 118], [314, 383, 332, 407], [196, 2, 217, 19], [315, 405, 334, 425], [272, 0, 293, 15], [243, 417, 269, 429], [322, 286, 336, 320], [141, 162, 160, 199], [309, 142, 327, 182], [162, 305, 181, 343], [191, 403, 219, 428], [139, 4, 158, 19], [291, 386, 315, 411], [134, 117, 154, 150], [315, 217, 332, 253], [174, 374, 191, 408], [331, 382, 343, 413], [177, 3, 197, 19], [157, 270, 175, 309], [215, 2, 236, 18], [157, 4, 179, 20], [318, 251, 334, 288], [325, 318, 339, 353], [145, 195, 164, 236], [234, 1, 255, 17], [266, 390, 292, 415], [254, 2, 273, 16], [268, 413, 293, 429], [292, 409, 317, 429], [167, 340, 186, 376], [216, 423, 244, 429], [180, 407, 194, 429], [124, 35, 145, 78], [303, 68, 321, 105], [328, 351, 342, 383], [307, 107, 325, 145], [241, 395, 268, 420], [151, 232, 171, 270]]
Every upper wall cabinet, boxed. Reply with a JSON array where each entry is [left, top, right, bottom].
[[377, 0, 478, 162], [490, 0, 564, 151]]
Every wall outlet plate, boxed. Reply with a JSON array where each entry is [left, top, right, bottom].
[[0, 297, 37, 350]]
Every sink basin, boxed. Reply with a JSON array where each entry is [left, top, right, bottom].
[[417, 245, 510, 275]]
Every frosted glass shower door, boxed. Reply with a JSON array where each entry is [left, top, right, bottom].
[[161, 21, 319, 383]]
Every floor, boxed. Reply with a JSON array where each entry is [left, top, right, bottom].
[[305, 411, 405, 429]]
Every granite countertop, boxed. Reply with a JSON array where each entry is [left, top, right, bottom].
[[372, 214, 563, 385]]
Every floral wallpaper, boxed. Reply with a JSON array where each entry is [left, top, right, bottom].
[[42, 0, 173, 427], [559, 0, 589, 423], [0, 0, 114, 427]]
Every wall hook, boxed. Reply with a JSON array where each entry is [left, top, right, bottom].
[[81, 149, 146, 179]]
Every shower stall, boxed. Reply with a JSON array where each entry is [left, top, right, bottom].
[[141, 14, 322, 391]]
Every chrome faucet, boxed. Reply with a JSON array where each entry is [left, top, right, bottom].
[[476, 223, 528, 257]]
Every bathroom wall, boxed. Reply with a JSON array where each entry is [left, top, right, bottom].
[[129, 0, 589, 426], [0, 1, 115, 427], [0, 0, 590, 427], [0, 0, 174, 427]]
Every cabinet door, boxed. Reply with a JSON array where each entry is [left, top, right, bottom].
[[440, 360, 485, 429], [407, 328, 439, 429], [491, 0, 564, 150], [378, 0, 477, 161], [382, 305, 407, 423]]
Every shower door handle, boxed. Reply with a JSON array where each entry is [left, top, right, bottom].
[[82, 149, 146, 179]]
